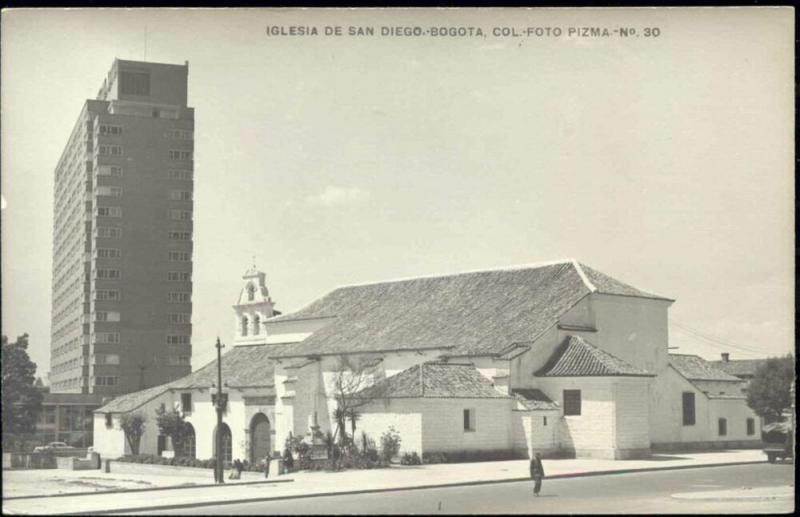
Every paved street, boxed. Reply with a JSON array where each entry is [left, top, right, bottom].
[[145, 463, 794, 515]]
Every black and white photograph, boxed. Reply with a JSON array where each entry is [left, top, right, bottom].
[[0, 7, 795, 515]]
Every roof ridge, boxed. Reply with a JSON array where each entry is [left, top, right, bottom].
[[336, 259, 579, 289], [571, 260, 597, 293]]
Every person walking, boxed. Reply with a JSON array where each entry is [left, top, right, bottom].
[[282, 446, 294, 474], [264, 453, 271, 478], [530, 452, 545, 496]]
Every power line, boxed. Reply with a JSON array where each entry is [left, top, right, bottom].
[[671, 326, 764, 358], [671, 324, 763, 355], [670, 319, 766, 356]]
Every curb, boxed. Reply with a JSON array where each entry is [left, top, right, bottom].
[[44, 459, 767, 515], [2, 477, 294, 501], [671, 491, 793, 502]]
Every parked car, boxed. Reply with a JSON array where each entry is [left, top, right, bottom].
[[762, 421, 793, 463], [33, 442, 77, 453]]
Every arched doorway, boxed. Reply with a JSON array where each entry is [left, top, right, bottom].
[[250, 413, 271, 464], [213, 423, 232, 464], [182, 423, 196, 459]]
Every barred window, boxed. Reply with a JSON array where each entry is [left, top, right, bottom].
[[97, 227, 122, 239], [170, 210, 192, 221], [167, 169, 193, 181], [168, 251, 191, 262], [168, 231, 192, 241], [95, 332, 120, 344], [97, 166, 123, 177], [169, 150, 193, 161], [168, 292, 191, 303], [166, 335, 191, 345], [95, 289, 121, 301], [170, 190, 192, 201], [96, 269, 121, 280], [99, 125, 122, 136], [98, 145, 123, 156], [169, 313, 191, 324], [97, 206, 122, 217], [167, 271, 191, 282], [96, 248, 121, 258]]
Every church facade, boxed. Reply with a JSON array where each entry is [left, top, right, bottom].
[[93, 261, 761, 463]]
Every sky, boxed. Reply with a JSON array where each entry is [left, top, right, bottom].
[[1, 8, 794, 379]]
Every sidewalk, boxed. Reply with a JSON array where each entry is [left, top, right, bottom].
[[671, 485, 794, 502], [3, 450, 767, 515]]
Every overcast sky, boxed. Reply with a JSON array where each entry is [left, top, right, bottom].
[[1, 8, 794, 376]]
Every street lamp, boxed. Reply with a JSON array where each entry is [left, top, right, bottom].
[[211, 337, 228, 484]]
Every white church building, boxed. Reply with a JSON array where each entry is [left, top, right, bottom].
[[93, 261, 761, 463]]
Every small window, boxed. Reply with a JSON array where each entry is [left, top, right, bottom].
[[463, 408, 476, 432], [543, 416, 547, 426], [746, 418, 755, 436], [563, 390, 581, 416], [718, 418, 727, 436], [241, 316, 249, 336], [682, 392, 696, 426], [105, 413, 113, 428], [181, 393, 192, 413], [253, 315, 261, 334]]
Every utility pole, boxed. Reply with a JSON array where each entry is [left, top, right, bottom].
[[212, 337, 227, 483]]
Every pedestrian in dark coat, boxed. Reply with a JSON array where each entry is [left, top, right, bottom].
[[530, 452, 545, 496], [282, 447, 294, 474], [265, 453, 271, 478]]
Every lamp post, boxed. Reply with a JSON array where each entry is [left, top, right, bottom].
[[211, 337, 227, 484]]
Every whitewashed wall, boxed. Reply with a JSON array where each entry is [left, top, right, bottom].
[[511, 409, 560, 457], [536, 377, 616, 458]]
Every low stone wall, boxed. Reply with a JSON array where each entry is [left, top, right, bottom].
[[3, 452, 58, 470], [651, 440, 763, 452], [108, 460, 276, 480], [56, 453, 101, 470]]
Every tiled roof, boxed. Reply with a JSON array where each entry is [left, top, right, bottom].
[[707, 394, 746, 400], [535, 335, 653, 377], [669, 354, 742, 382], [267, 261, 670, 358], [97, 344, 291, 413], [511, 388, 560, 410], [708, 359, 766, 377], [97, 384, 172, 414], [355, 362, 510, 399]]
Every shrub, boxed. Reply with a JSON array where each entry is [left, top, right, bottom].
[[422, 449, 525, 464], [379, 427, 401, 463], [400, 452, 422, 465]]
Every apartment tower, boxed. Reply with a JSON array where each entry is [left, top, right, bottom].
[[50, 59, 194, 395]]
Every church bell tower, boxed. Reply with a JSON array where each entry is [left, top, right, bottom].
[[232, 266, 276, 346]]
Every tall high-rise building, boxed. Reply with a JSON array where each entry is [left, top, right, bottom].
[[50, 59, 194, 395]]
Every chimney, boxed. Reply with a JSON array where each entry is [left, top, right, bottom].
[[721, 353, 730, 362]]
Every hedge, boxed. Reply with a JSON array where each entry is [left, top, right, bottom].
[[422, 449, 527, 464]]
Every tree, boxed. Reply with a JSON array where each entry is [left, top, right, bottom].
[[746, 354, 795, 423], [154, 404, 189, 456], [120, 412, 147, 455], [2, 334, 43, 449], [329, 355, 385, 446]]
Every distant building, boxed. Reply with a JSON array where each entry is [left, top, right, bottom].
[[34, 393, 108, 448], [710, 353, 767, 386], [94, 261, 761, 462], [49, 59, 194, 395]]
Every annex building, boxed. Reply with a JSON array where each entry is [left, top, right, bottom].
[[93, 261, 761, 463]]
